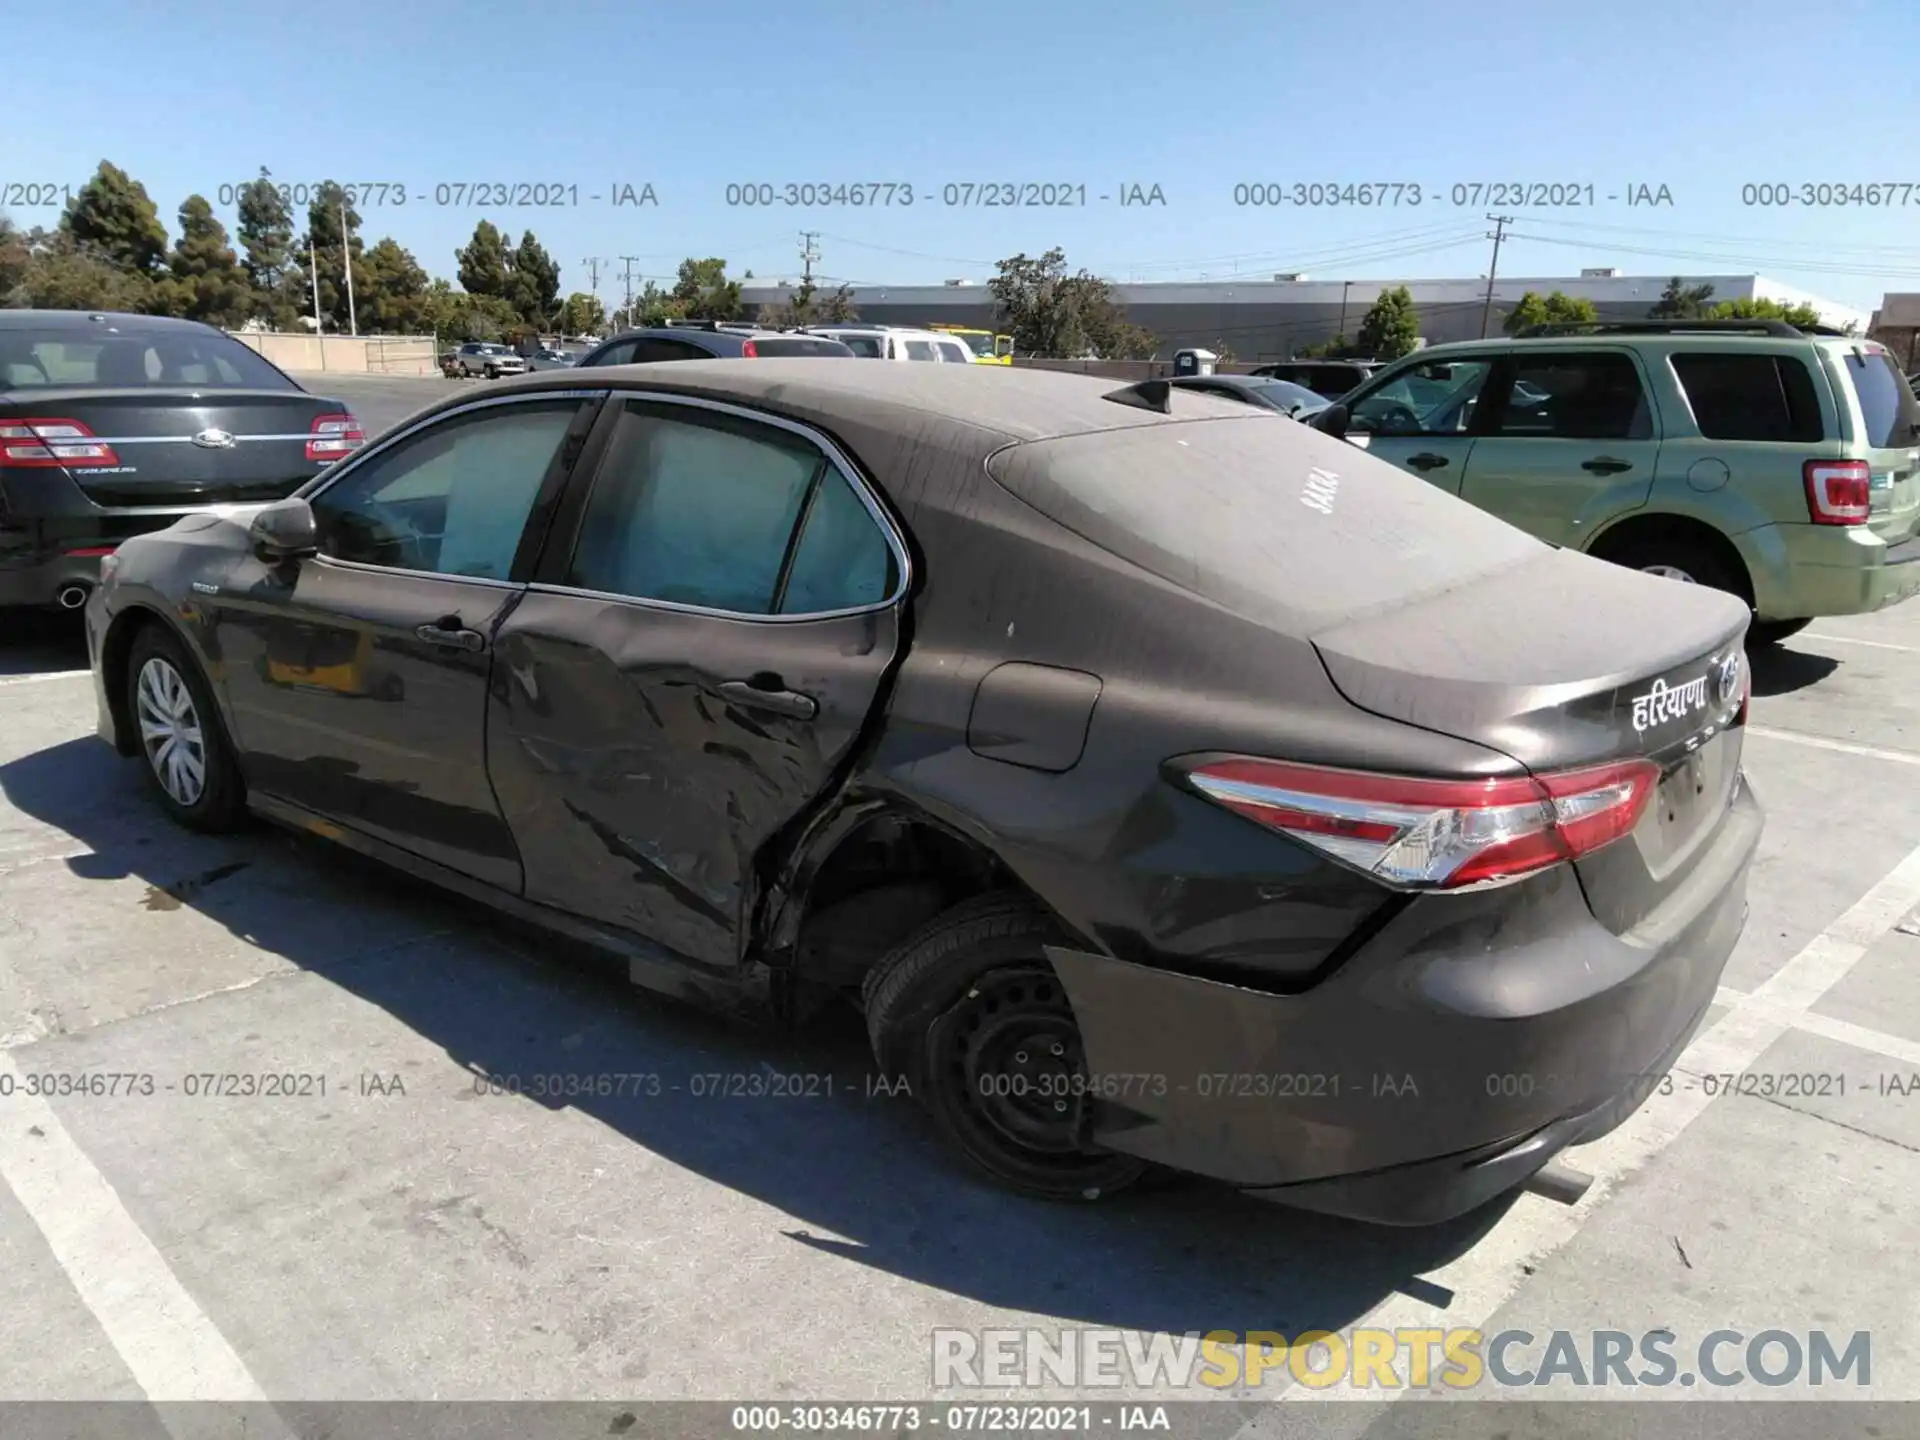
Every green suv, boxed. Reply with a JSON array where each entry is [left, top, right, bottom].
[[1314, 320, 1920, 644]]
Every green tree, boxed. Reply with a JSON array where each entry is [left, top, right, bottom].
[[988, 248, 1152, 359], [233, 169, 299, 327], [507, 230, 561, 326], [154, 195, 249, 326], [456, 221, 514, 300], [631, 280, 687, 328], [671, 257, 741, 320], [1297, 332, 1363, 359], [14, 230, 152, 311], [557, 292, 607, 334], [289, 182, 364, 331], [1503, 289, 1599, 335], [1355, 285, 1420, 359], [1707, 296, 1824, 329], [0, 215, 32, 304], [60, 161, 168, 276], [356, 237, 431, 333], [1648, 276, 1716, 320]]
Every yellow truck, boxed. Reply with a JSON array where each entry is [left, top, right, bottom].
[[927, 324, 1013, 364]]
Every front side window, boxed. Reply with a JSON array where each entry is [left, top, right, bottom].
[[1350, 360, 1495, 435], [310, 399, 582, 579], [1491, 353, 1651, 440], [565, 403, 896, 615]]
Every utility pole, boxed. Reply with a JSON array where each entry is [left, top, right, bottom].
[[618, 255, 639, 326], [579, 257, 604, 335], [308, 232, 325, 359], [1479, 215, 1513, 338], [338, 197, 358, 337], [799, 231, 820, 285]]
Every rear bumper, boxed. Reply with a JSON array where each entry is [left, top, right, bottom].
[[1044, 775, 1761, 1226], [1744, 522, 1920, 620], [0, 545, 108, 608]]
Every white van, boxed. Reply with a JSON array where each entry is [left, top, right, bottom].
[[804, 325, 974, 363]]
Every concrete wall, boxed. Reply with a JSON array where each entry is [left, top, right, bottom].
[[227, 332, 439, 377]]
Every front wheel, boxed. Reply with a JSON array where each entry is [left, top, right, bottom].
[[864, 894, 1150, 1201], [126, 626, 247, 832], [483, 364, 498, 379]]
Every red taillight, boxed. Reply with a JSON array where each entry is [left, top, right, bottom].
[[64, 546, 117, 557], [741, 339, 760, 358], [0, 418, 120, 469], [1804, 459, 1871, 525], [1180, 756, 1660, 889], [307, 413, 366, 462]]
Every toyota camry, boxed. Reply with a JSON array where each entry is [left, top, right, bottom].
[[84, 362, 1761, 1225]]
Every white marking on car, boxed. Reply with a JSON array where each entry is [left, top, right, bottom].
[[1300, 467, 1341, 515], [1629, 675, 1709, 732]]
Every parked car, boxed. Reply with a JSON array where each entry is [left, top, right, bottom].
[[576, 322, 855, 365], [1168, 373, 1329, 418], [86, 359, 1760, 1225], [0, 309, 364, 613], [804, 326, 974, 363], [453, 343, 527, 378], [1248, 359, 1382, 399], [1311, 319, 1920, 646], [527, 347, 577, 372]]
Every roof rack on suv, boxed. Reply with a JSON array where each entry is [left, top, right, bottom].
[[1513, 320, 1808, 338]]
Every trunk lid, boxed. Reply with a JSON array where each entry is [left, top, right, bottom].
[[1310, 548, 1751, 933], [0, 388, 346, 507]]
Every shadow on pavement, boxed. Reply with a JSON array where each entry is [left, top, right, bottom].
[[1746, 643, 1840, 697], [0, 610, 88, 677], [0, 721, 1513, 1341]]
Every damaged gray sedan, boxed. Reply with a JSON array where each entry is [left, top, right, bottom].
[[85, 362, 1761, 1225]]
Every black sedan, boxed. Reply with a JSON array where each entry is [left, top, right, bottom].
[[1168, 373, 1329, 418], [0, 310, 364, 612], [84, 361, 1760, 1225]]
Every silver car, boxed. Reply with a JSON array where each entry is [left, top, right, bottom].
[[454, 342, 527, 378], [527, 347, 577, 372]]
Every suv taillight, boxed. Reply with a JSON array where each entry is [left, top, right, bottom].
[[307, 413, 366, 462], [0, 418, 120, 469], [1178, 756, 1659, 889], [741, 339, 760, 358], [1804, 459, 1871, 525]]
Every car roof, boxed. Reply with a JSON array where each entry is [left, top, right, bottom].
[[441, 358, 1218, 446], [0, 308, 222, 336]]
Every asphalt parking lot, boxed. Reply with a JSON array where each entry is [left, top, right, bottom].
[[2, 373, 1918, 1432]]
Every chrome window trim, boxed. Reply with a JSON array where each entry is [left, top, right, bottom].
[[526, 387, 914, 624], [309, 553, 526, 591]]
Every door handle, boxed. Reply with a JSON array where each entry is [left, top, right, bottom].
[[1408, 453, 1449, 471], [1582, 457, 1634, 474], [414, 619, 487, 652], [717, 677, 817, 721]]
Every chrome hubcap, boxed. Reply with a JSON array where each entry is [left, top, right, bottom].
[[1643, 564, 1697, 584], [136, 657, 207, 806]]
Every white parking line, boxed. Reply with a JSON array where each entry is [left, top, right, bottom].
[[1747, 725, 1920, 767], [1252, 837, 1920, 1417], [1802, 633, 1920, 653], [0, 669, 90, 687], [0, 1049, 292, 1432]]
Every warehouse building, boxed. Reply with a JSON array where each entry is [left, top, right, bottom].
[[736, 271, 1868, 361]]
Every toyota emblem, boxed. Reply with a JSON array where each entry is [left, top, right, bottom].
[[1713, 652, 1741, 705]]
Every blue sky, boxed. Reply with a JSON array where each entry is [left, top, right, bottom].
[[6, 0, 1917, 310]]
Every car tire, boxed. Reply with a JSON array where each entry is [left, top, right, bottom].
[[1600, 537, 1746, 600], [484, 365, 498, 379], [126, 624, 247, 833], [1748, 617, 1813, 647], [864, 892, 1150, 1202]]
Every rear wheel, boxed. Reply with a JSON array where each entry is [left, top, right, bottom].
[[126, 626, 247, 832], [1597, 534, 1747, 600], [864, 894, 1149, 1201]]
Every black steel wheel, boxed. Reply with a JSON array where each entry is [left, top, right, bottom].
[[864, 893, 1149, 1200]]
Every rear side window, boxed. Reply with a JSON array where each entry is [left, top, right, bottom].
[[779, 469, 899, 613], [1840, 349, 1919, 449], [753, 337, 853, 357], [936, 341, 971, 363], [584, 339, 640, 366], [1491, 352, 1651, 440], [0, 330, 294, 390], [904, 340, 938, 361], [1670, 353, 1822, 442], [629, 337, 712, 362], [837, 336, 883, 358]]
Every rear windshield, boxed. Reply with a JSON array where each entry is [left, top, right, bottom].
[[986, 415, 1543, 634], [752, 338, 854, 357], [835, 336, 884, 358], [1670, 353, 1822, 442], [0, 329, 296, 391], [1838, 348, 1920, 449]]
